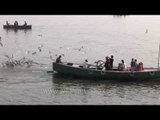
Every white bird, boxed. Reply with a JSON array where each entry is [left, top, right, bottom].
[[78, 46, 84, 51], [0, 42, 3, 47], [38, 44, 44, 52], [50, 55, 53, 59], [4, 55, 9, 58], [26, 50, 30, 54], [38, 47, 42, 52]]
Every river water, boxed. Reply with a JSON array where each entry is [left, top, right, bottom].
[[0, 15, 160, 105]]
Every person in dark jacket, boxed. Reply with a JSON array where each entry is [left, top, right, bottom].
[[110, 55, 114, 69], [24, 21, 27, 26], [56, 55, 62, 63], [105, 56, 111, 70], [130, 58, 136, 72], [6, 21, 9, 26]]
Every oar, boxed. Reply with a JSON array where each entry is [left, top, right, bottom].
[[47, 71, 54, 73]]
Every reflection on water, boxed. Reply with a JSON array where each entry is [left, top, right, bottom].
[[4, 29, 32, 35], [51, 73, 160, 104]]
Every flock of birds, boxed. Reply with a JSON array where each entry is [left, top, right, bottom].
[[0, 35, 46, 69], [0, 28, 149, 69], [0, 34, 87, 69], [2, 56, 35, 68]]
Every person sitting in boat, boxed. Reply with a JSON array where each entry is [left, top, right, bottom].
[[136, 62, 144, 71], [83, 59, 88, 68], [110, 55, 114, 69], [56, 55, 62, 63], [118, 60, 126, 71], [14, 21, 18, 26], [135, 59, 138, 70], [139, 62, 144, 71], [130, 58, 136, 72], [6, 21, 9, 26], [105, 56, 111, 70], [24, 21, 27, 26]]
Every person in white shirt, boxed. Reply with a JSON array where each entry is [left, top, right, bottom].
[[122, 60, 127, 70], [118, 60, 126, 71], [83, 59, 88, 68]]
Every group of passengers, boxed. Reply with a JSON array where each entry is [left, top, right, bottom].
[[105, 55, 114, 70], [104, 56, 144, 71], [6, 21, 27, 26], [14, 21, 27, 26], [130, 58, 144, 71], [55, 55, 144, 71], [6, 21, 18, 26], [118, 58, 144, 71]]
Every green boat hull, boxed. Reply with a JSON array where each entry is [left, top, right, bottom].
[[53, 62, 160, 80]]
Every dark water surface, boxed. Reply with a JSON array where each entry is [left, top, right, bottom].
[[0, 15, 160, 104]]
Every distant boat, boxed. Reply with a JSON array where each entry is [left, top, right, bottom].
[[3, 25, 32, 29]]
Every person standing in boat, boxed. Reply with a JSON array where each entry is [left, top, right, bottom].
[[130, 58, 136, 72], [6, 21, 9, 26], [56, 55, 62, 63], [105, 56, 111, 70], [24, 21, 27, 26], [122, 60, 127, 70], [135, 59, 138, 70], [83, 59, 88, 68], [110, 55, 114, 69]]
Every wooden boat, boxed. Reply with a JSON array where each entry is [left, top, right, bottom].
[[53, 62, 160, 80], [3, 25, 32, 29]]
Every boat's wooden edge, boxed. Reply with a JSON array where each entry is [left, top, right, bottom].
[[53, 62, 160, 73]]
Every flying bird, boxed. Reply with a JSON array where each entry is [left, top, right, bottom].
[[38, 47, 42, 52], [38, 45, 43, 52], [37, 34, 42, 37], [32, 52, 37, 55]]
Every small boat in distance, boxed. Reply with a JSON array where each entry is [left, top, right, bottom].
[[3, 21, 32, 30], [3, 25, 32, 29]]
